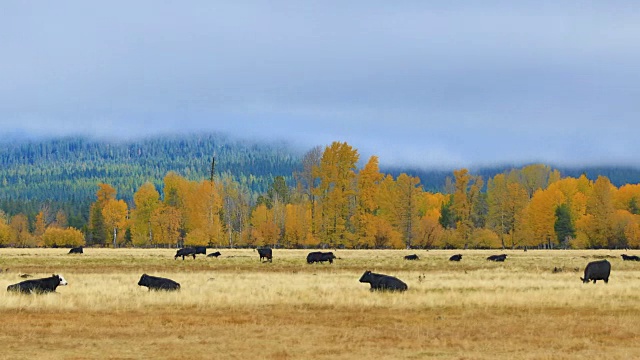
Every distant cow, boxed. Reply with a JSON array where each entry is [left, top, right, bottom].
[[307, 251, 336, 264], [7, 274, 68, 294], [449, 254, 463, 261], [175, 247, 197, 260], [207, 251, 222, 258], [257, 248, 272, 262], [68, 247, 83, 254], [194, 246, 207, 255], [359, 270, 408, 292], [137, 274, 180, 291], [487, 254, 507, 262], [581, 259, 611, 284], [621, 254, 640, 261], [404, 254, 419, 261]]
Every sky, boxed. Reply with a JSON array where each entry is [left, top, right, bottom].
[[1, 1, 639, 169]]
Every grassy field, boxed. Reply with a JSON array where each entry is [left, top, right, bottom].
[[1, 248, 640, 359]]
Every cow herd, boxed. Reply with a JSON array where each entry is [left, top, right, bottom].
[[4, 248, 634, 295]]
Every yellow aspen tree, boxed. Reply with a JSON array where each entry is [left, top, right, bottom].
[[0, 220, 11, 246], [43, 227, 85, 247], [414, 215, 444, 249], [221, 175, 250, 248], [419, 192, 447, 219], [488, 173, 529, 249], [294, 146, 322, 240], [131, 182, 161, 247], [250, 204, 280, 247], [34, 211, 47, 246], [612, 209, 638, 248], [377, 174, 399, 228], [283, 203, 311, 248], [575, 214, 595, 248], [163, 172, 187, 207], [150, 204, 181, 247], [519, 164, 554, 198], [96, 183, 117, 204], [614, 184, 640, 214], [89, 183, 118, 246], [353, 156, 383, 248], [412, 192, 447, 248], [452, 169, 473, 248], [395, 173, 423, 248], [547, 177, 588, 222], [162, 172, 190, 245], [526, 188, 565, 248], [314, 142, 359, 247], [10, 214, 34, 247], [370, 216, 403, 249], [183, 180, 224, 247], [470, 228, 501, 249], [625, 215, 640, 248], [587, 176, 616, 248], [102, 199, 129, 248]]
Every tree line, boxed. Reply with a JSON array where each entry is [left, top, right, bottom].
[[2, 134, 640, 213], [2, 141, 638, 249]]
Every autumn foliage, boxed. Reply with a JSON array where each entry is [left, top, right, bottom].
[[3, 142, 640, 249]]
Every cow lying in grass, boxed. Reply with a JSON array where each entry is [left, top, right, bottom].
[[7, 274, 68, 294], [138, 274, 180, 291], [359, 270, 408, 292], [621, 254, 640, 261]]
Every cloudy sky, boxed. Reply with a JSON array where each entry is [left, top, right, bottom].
[[1, 1, 639, 168]]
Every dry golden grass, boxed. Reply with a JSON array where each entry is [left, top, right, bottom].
[[2, 248, 640, 359]]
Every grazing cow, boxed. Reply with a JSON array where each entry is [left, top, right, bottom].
[[307, 251, 337, 264], [581, 260, 611, 284], [68, 246, 83, 254], [207, 251, 222, 258], [404, 254, 419, 261], [487, 254, 507, 262], [194, 246, 207, 255], [257, 248, 272, 262], [175, 247, 197, 260], [621, 254, 640, 261], [137, 274, 180, 291], [7, 274, 68, 294], [359, 270, 408, 292], [449, 254, 463, 261]]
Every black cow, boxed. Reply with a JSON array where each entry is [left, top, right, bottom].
[[138, 274, 180, 291], [207, 251, 222, 258], [581, 259, 611, 284], [359, 270, 408, 292], [257, 248, 272, 262], [7, 274, 68, 294], [68, 247, 83, 254], [449, 254, 463, 261], [621, 254, 640, 261], [307, 251, 336, 264], [487, 254, 507, 262], [175, 247, 197, 260], [404, 254, 419, 261], [194, 246, 207, 255]]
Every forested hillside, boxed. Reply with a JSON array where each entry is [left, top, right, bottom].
[[0, 134, 301, 225], [1, 133, 640, 240]]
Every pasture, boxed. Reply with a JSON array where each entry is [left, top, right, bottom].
[[1, 248, 640, 359]]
